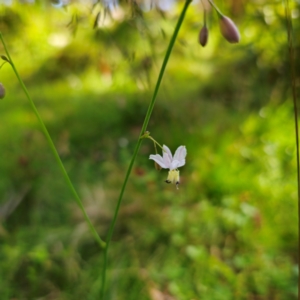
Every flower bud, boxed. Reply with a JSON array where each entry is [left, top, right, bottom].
[[154, 161, 162, 171], [219, 16, 240, 43], [1, 55, 9, 62], [0, 83, 5, 99], [199, 25, 209, 47]]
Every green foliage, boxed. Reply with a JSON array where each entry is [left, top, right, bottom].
[[0, 0, 298, 299]]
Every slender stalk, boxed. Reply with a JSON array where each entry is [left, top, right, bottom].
[[283, 0, 300, 292], [0, 33, 106, 249], [142, 135, 164, 151], [99, 0, 192, 297], [207, 0, 223, 17]]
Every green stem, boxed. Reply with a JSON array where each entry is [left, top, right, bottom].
[[207, 0, 224, 18], [144, 135, 164, 151], [0, 33, 106, 249], [283, 0, 300, 292], [99, 0, 192, 297], [200, 0, 207, 25]]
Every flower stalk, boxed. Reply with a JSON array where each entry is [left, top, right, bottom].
[[141, 131, 164, 151], [100, 0, 192, 297], [0, 32, 106, 249], [283, 0, 300, 292], [206, 0, 223, 17]]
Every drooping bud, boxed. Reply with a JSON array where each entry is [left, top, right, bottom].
[[1, 55, 9, 62], [154, 161, 162, 171], [219, 16, 240, 43], [0, 83, 5, 99], [199, 25, 209, 47]]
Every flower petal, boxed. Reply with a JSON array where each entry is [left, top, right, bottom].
[[173, 146, 187, 162], [149, 154, 168, 169], [169, 146, 186, 170], [170, 159, 182, 170], [162, 145, 172, 168]]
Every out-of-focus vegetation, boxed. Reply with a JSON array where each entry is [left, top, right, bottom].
[[0, 0, 298, 299]]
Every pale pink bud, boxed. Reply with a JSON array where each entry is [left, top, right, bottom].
[[199, 25, 209, 47], [0, 83, 5, 99], [219, 16, 240, 43]]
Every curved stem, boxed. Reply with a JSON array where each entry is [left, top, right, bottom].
[[283, 0, 300, 292], [0, 33, 106, 249], [0, 61, 7, 70], [207, 0, 223, 18], [99, 0, 192, 297], [144, 135, 164, 151]]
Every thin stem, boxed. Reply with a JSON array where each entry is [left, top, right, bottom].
[[154, 140, 158, 154], [144, 135, 164, 151], [99, 0, 192, 297], [283, 0, 300, 293], [0, 61, 7, 69], [200, 0, 207, 25], [207, 0, 223, 18], [0, 33, 106, 249]]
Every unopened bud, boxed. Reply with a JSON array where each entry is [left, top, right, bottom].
[[0, 83, 5, 99], [154, 162, 162, 171], [199, 25, 209, 47], [1, 55, 9, 62], [219, 16, 240, 43]]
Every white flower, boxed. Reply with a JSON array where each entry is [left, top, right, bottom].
[[149, 145, 187, 189]]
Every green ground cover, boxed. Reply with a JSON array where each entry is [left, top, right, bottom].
[[0, 1, 298, 299]]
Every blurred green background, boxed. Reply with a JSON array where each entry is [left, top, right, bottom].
[[0, 0, 298, 299]]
